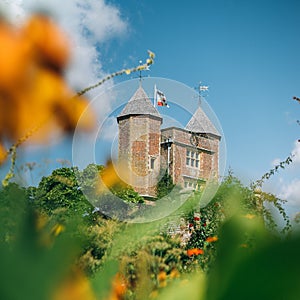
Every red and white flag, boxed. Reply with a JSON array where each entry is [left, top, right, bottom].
[[155, 86, 169, 107]]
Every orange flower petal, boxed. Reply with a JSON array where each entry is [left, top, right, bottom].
[[195, 249, 204, 255], [23, 14, 70, 71], [206, 236, 218, 243], [187, 248, 204, 256], [0, 20, 33, 91], [53, 269, 96, 300], [112, 273, 127, 297], [0, 143, 7, 165]]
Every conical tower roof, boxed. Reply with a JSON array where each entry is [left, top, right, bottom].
[[185, 106, 220, 137], [117, 86, 162, 122]]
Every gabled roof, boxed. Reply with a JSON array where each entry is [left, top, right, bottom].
[[185, 106, 220, 137], [117, 86, 162, 122]]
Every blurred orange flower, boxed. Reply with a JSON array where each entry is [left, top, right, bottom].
[[244, 214, 256, 220], [97, 160, 129, 193], [169, 268, 180, 279], [0, 143, 6, 164], [107, 273, 127, 300], [53, 269, 96, 300], [157, 271, 167, 288], [206, 236, 218, 243], [187, 248, 204, 257], [23, 14, 70, 71], [0, 14, 94, 164]]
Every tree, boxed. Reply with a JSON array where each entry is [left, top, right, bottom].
[[33, 167, 93, 220], [156, 171, 176, 199]]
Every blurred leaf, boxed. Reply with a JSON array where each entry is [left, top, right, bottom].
[[0, 185, 82, 300], [205, 213, 300, 300], [90, 260, 119, 300], [157, 273, 206, 300]]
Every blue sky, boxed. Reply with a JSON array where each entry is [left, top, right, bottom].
[[106, 0, 300, 178], [2, 0, 300, 216], [104, 0, 300, 216]]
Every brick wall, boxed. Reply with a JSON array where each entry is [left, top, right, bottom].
[[161, 127, 220, 187], [118, 115, 161, 197], [119, 117, 220, 197]]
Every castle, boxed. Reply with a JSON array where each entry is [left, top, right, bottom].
[[117, 85, 221, 198]]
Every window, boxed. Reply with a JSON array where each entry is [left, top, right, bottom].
[[186, 149, 200, 169], [150, 157, 155, 169], [183, 180, 201, 191]]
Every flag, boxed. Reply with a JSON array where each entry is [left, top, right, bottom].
[[199, 85, 209, 91], [156, 89, 169, 107]]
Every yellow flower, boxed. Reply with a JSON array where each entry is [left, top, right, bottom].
[[53, 269, 96, 300], [51, 224, 65, 237], [157, 271, 167, 287], [244, 214, 255, 220], [157, 271, 167, 282], [97, 160, 128, 193], [0, 143, 7, 165], [125, 69, 131, 75], [0, 14, 95, 165], [169, 268, 180, 279], [35, 213, 49, 231], [149, 290, 159, 299], [23, 13, 70, 70], [0, 20, 33, 92]]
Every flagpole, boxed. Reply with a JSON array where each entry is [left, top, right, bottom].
[[153, 84, 157, 108]]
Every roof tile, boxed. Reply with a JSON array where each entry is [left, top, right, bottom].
[[185, 106, 220, 137], [117, 86, 162, 121]]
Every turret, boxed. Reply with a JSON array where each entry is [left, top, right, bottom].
[[117, 86, 162, 198]]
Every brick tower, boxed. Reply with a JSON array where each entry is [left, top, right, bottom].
[[117, 86, 162, 198], [161, 106, 221, 190]]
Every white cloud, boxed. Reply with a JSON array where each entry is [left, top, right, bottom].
[[1, 0, 24, 20], [2, 0, 127, 90], [291, 140, 300, 165], [271, 140, 300, 169], [279, 178, 300, 207], [100, 116, 118, 141], [268, 140, 300, 209], [271, 158, 281, 167]]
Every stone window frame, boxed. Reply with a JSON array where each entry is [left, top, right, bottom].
[[149, 156, 156, 170], [186, 149, 200, 169], [183, 179, 201, 191]]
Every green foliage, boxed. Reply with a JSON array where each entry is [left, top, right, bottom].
[[77, 216, 120, 275], [0, 163, 297, 299], [0, 184, 82, 300], [77, 163, 104, 198], [0, 183, 28, 244], [205, 215, 300, 300], [118, 233, 188, 297], [26, 166, 123, 275], [156, 171, 176, 199], [33, 167, 93, 219], [78, 163, 144, 205], [155, 214, 300, 300], [111, 185, 144, 204], [181, 171, 292, 274]]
